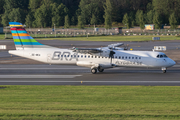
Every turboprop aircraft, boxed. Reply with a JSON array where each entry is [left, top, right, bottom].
[[9, 22, 176, 74]]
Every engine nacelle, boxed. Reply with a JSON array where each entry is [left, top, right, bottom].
[[76, 61, 99, 68], [76, 61, 114, 69], [99, 63, 113, 69]]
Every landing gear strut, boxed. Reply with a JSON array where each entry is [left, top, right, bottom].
[[161, 67, 167, 73], [91, 68, 97, 74], [162, 70, 166, 73], [98, 66, 104, 72]]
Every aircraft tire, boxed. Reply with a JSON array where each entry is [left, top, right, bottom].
[[91, 68, 97, 74], [162, 70, 166, 73], [98, 67, 104, 72]]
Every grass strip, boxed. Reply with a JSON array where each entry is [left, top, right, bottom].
[[1, 33, 180, 41], [0, 86, 180, 120], [35, 35, 180, 41]]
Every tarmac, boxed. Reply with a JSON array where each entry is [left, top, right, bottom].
[[0, 40, 179, 85]]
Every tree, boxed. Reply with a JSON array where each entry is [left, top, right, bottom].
[[129, 12, 135, 27], [153, 12, 162, 29], [71, 16, 76, 25], [139, 11, 145, 29], [0, 0, 5, 15], [78, 16, 84, 29], [146, 10, 154, 24], [135, 10, 142, 25], [51, 3, 61, 27], [169, 12, 178, 29], [64, 15, 70, 28], [34, 4, 48, 27], [122, 13, 131, 29], [9, 8, 22, 23], [29, 0, 42, 13], [1, 13, 9, 26], [25, 13, 33, 28], [90, 14, 97, 27], [104, 0, 112, 29]]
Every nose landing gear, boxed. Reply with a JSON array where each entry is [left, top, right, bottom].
[[161, 67, 167, 73]]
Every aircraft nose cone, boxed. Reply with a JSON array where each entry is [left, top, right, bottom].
[[170, 59, 176, 66], [172, 60, 176, 65]]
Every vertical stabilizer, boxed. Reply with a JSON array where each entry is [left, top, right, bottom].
[[9, 22, 49, 50]]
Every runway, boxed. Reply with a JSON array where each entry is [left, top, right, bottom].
[[0, 64, 179, 85], [0, 40, 180, 86]]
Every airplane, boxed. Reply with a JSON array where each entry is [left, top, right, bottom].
[[8, 22, 176, 74]]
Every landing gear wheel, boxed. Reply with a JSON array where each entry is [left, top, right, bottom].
[[162, 70, 166, 73], [91, 68, 97, 74], [98, 67, 104, 72]]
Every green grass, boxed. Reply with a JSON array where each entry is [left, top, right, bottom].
[[0, 34, 5, 40], [35, 35, 180, 41], [2, 33, 180, 41], [0, 86, 180, 120]]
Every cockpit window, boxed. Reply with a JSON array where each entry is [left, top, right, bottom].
[[163, 54, 168, 58], [157, 54, 168, 58]]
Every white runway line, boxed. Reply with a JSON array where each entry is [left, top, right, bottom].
[[0, 68, 88, 70], [0, 75, 82, 79], [0, 81, 180, 83]]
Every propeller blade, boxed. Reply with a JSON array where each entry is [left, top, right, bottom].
[[109, 49, 115, 65]]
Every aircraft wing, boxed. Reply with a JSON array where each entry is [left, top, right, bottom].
[[72, 48, 102, 54], [71, 43, 124, 54], [108, 43, 124, 49]]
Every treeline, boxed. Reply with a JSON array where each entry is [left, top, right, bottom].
[[0, 0, 179, 29]]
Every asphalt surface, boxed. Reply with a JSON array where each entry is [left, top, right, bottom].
[[0, 64, 179, 86], [0, 40, 180, 86]]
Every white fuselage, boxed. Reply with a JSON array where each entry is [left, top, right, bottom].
[[9, 47, 176, 69]]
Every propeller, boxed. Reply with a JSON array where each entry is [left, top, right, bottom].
[[124, 44, 129, 50], [109, 48, 115, 65]]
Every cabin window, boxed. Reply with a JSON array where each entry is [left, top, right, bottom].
[[91, 56, 93, 58], [132, 57, 134, 59], [129, 57, 131, 59], [67, 55, 69, 57], [136, 57, 138, 59], [88, 56, 90, 58], [125, 57, 127, 59], [139, 57, 141, 59], [78, 55, 79, 58], [64, 55, 66, 57], [61, 55, 63, 57], [95, 56, 97, 58], [119, 56, 121, 59], [81, 55, 83, 58], [122, 56, 124, 59]]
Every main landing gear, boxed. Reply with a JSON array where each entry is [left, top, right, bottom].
[[91, 68, 97, 74], [91, 67, 104, 74], [98, 66, 104, 72], [161, 67, 167, 73]]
